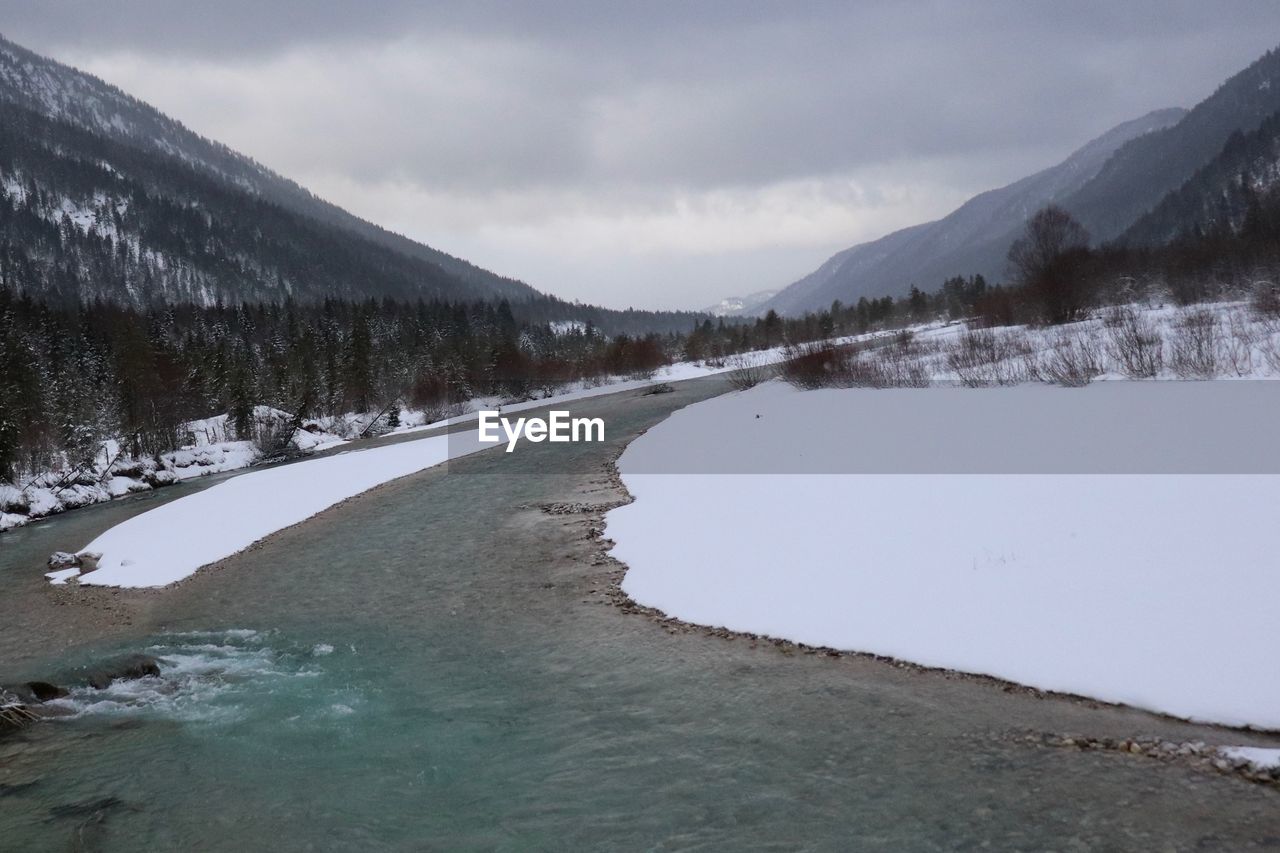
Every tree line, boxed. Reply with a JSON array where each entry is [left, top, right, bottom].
[[0, 294, 677, 480]]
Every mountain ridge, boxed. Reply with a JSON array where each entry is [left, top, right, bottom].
[[0, 33, 539, 305], [760, 107, 1186, 315]]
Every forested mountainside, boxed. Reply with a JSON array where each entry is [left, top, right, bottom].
[[1062, 47, 1280, 243], [764, 45, 1280, 316], [1123, 110, 1280, 245], [761, 108, 1186, 314], [0, 34, 534, 303], [0, 35, 713, 336], [0, 102, 497, 305]]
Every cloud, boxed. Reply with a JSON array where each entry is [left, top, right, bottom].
[[2, 1, 1277, 308]]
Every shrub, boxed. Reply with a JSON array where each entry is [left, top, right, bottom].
[[779, 342, 855, 389], [726, 353, 774, 391], [1038, 331, 1103, 387], [945, 328, 1026, 387], [1169, 309, 1221, 379], [1103, 307, 1163, 379], [1223, 310, 1258, 377], [1260, 321, 1280, 376]]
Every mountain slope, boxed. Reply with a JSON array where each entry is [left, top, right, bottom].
[[0, 34, 537, 305], [763, 108, 1186, 315], [702, 289, 779, 317], [1123, 110, 1280, 244], [1064, 47, 1280, 243]]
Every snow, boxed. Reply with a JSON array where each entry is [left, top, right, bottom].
[[0, 512, 28, 532], [1220, 747, 1280, 769], [606, 379, 1280, 730], [49, 429, 491, 589]]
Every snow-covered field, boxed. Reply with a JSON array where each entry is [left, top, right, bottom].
[[607, 307, 1280, 729]]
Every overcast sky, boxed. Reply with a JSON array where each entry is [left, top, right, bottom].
[[2, 2, 1278, 310]]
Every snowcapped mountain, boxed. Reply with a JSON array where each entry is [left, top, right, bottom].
[[0, 34, 538, 306], [761, 108, 1186, 315], [702, 289, 779, 317]]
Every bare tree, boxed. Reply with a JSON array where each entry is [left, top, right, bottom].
[[1008, 206, 1092, 325]]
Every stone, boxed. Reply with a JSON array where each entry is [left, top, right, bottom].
[[48, 551, 79, 570], [77, 552, 103, 572], [25, 681, 68, 702], [85, 654, 162, 690]]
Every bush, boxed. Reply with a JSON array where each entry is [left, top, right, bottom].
[[1169, 309, 1221, 379], [1038, 332, 1103, 387], [779, 342, 855, 389], [726, 353, 774, 391], [874, 339, 932, 387], [1223, 311, 1258, 377], [1260, 319, 1280, 376], [1103, 307, 1163, 379], [945, 328, 1027, 387]]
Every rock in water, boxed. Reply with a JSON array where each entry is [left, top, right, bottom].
[[25, 681, 68, 702], [0, 681, 70, 703], [47, 551, 78, 570], [84, 654, 162, 690]]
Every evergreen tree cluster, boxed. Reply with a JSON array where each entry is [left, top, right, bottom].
[[0, 290, 679, 481]]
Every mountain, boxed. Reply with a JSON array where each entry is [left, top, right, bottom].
[[762, 108, 1186, 315], [1123, 110, 1280, 244], [1065, 47, 1280, 243], [703, 289, 779, 317], [0, 34, 539, 306]]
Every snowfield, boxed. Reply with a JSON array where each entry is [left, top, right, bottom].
[[606, 380, 1280, 730]]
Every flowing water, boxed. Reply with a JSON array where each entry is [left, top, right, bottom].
[[2, 380, 1279, 850]]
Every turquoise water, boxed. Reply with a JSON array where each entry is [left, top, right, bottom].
[[3, 385, 1280, 850]]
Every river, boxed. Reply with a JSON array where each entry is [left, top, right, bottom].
[[2, 377, 1278, 850]]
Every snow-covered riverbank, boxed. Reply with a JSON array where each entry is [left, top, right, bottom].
[[606, 378, 1280, 730], [46, 426, 492, 587], [38, 353, 811, 588]]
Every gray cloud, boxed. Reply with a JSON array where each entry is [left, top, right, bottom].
[[2, 2, 1277, 308]]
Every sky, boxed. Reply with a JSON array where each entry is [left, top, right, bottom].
[[2, 2, 1278, 310]]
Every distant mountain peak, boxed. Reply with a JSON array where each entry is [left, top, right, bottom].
[[702, 289, 780, 317]]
